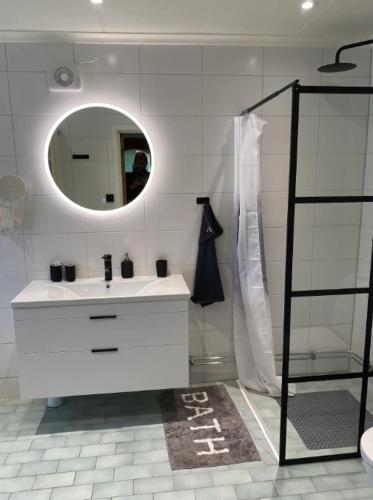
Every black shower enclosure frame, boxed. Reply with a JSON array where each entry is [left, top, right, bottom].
[[279, 82, 373, 466]]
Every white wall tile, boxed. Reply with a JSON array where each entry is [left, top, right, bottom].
[[315, 154, 365, 193], [0, 233, 25, 273], [209, 192, 234, 229], [0, 44, 6, 71], [0, 155, 16, 175], [203, 116, 234, 155], [311, 259, 357, 289], [6, 43, 74, 71], [74, 44, 139, 73], [13, 114, 56, 156], [261, 191, 287, 227], [150, 155, 202, 194], [86, 232, 147, 269], [203, 76, 262, 116], [203, 329, 234, 357], [313, 226, 360, 260], [0, 116, 15, 156], [141, 75, 202, 115], [22, 195, 85, 234], [0, 309, 15, 343], [314, 203, 362, 226], [0, 272, 26, 309], [84, 201, 145, 233], [0, 72, 10, 114], [140, 45, 202, 74], [261, 154, 289, 192], [318, 115, 368, 154], [263, 227, 286, 262], [203, 46, 263, 76], [142, 115, 202, 155], [262, 116, 290, 154], [16, 156, 54, 195], [9, 71, 78, 116], [310, 295, 354, 326], [78, 74, 141, 117], [309, 325, 350, 352], [24, 233, 86, 272], [147, 230, 198, 266], [203, 155, 234, 193], [263, 47, 322, 76], [145, 194, 200, 231]]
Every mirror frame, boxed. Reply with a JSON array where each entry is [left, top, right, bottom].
[[44, 103, 155, 214]]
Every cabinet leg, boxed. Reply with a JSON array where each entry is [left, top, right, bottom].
[[47, 397, 63, 408]]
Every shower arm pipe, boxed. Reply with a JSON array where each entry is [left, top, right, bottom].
[[240, 79, 299, 116], [335, 38, 373, 63]]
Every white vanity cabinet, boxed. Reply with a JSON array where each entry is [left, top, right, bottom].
[[11, 275, 190, 399]]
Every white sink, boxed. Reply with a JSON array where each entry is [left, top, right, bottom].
[[11, 274, 190, 308]]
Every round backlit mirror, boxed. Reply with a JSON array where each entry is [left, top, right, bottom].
[[47, 105, 153, 212]]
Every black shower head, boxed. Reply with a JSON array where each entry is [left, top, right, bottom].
[[318, 38, 373, 73], [318, 61, 357, 73]]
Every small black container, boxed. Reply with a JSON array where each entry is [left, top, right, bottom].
[[64, 264, 76, 282], [156, 259, 167, 278], [50, 263, 62, 282], [121, 253, 134, 279]]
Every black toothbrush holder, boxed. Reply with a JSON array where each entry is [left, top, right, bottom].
[[50, 262, 62, 282], [64, 264, 76, 282], [156, 259, 167, 278]]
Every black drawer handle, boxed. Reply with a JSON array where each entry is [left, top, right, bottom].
[[91, 348, 118, 353], [89, 315, 117, 320]]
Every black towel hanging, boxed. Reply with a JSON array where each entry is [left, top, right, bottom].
[[191, 202, 225, 307]]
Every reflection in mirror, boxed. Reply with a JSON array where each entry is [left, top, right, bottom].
[[48, 106, 152, 211]]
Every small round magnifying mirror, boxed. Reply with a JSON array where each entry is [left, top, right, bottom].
[[0, 175, 27, 204]]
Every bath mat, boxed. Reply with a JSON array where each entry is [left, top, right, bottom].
[[277, 389, 373, 450], [159, 384, 260, 469]]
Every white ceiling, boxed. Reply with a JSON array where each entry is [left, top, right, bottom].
[[0, 0, 372, 46]]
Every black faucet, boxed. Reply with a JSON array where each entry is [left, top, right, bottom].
[[102, 254, 112, 286]]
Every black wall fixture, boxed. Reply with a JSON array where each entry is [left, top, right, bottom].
[[72, 154, 90, 160], [318, 39, 373, 73]]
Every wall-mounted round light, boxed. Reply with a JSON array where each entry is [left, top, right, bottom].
[[90, 0, 103, 4], [301, 0, 317, 10]]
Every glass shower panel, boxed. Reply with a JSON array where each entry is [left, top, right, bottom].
[[287, 295, 364, 377], [284, 378, 362, 460], [292, 202, 366, 292], [296, 92, 370, 197]]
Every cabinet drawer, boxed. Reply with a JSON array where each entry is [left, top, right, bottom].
[[13, 300, 188, 320], [15, 311, 188, 353], [18, 344, 189, 399]]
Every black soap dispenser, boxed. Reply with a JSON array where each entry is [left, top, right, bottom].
[[121, 253, 134, 279]]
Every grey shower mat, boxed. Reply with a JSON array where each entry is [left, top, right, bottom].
[[277, 389, 373, 450], [159, 384, 260, 469]]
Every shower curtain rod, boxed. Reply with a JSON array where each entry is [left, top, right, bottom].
[[240, 79, 299, 116]]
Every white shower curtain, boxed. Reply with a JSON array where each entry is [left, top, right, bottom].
[[233, 113, 281, 396]]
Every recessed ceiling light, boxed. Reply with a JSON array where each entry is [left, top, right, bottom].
[[301, 0, 317, 10], [90, 0, 103, 4]]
